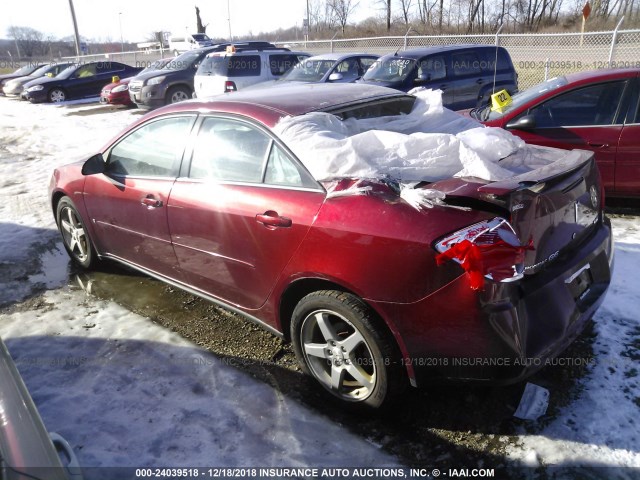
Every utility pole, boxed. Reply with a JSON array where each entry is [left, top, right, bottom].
[[68, 0, 81, 57], [227, 0, 232, 41], [119, 12, 124, 53]]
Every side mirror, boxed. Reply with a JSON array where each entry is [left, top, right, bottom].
[[328, 72, 344, 82], [506, 115, 536, 131], [81, 153, 105, 175]]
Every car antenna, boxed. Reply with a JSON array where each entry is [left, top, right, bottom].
[[492, 24, 504, 95]]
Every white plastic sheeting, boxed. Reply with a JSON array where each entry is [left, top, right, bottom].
[[274, 89, 557, 184]]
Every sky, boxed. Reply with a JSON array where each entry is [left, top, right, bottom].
[[2, 0, 379, 43]]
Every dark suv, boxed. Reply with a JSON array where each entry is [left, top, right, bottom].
[[359, 44, 517, 110], [128, 41, 281, 109]]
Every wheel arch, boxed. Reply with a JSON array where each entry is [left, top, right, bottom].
[[51, 190, 67, 224], [278, 278, 404, 351], [165, 83, 193, 100]]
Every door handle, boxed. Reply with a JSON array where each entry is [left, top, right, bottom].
[[141, 195, 163, 208], [256, 211, 292, 228], [476, 79, 484, 84], [587, 142, 609, 148], [439, 84, 448, 91]]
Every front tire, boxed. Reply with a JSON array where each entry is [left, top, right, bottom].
[[56, 197, 97, 269], [48, 88, 66, 103], [166, 86, 190, 105], [291, 290, 405, 409]]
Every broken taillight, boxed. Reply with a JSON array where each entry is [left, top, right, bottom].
[[434, 218, 534, 290]]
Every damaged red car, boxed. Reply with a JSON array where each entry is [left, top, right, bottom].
[[49, 84, 613, 409]]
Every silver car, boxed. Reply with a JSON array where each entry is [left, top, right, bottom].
[[0, 337, 81, 480]]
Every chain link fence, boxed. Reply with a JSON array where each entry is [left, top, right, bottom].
[[4, 29, 638, 91], [276, 28, 640, 90]]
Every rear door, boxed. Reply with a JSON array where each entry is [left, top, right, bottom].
[[615, 76, 640, 196], [508, 80, 628, 192], [450, 49, 487, 109], [167, 115, 325, 310], [83, 115, 196, 279]]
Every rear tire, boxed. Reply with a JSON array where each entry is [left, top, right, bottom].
[[56, 196, 97, 269], [291, 290, 405, 409]]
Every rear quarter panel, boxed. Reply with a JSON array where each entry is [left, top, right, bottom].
[[276, 192, 493, 305]]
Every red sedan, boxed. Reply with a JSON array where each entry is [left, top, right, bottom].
[[100, 77, 134, 106], [472, 68, 640, 198], [100, 59, 172, 106], [50, 84, 613, 408]]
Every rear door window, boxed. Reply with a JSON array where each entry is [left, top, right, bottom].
[[452, 52, 482, 77], [227, 55, 261, 77], [190, 117, 270, 182]]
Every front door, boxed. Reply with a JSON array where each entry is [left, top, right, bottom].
[[83, 115, 196, 279], [508, 80, 628, 193]]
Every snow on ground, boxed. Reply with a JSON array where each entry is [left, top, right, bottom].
[[1, 96, 639, 476], [0, 99, 399, 473], [505, 218, 640, 471]]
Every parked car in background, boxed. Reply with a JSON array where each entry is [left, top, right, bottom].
[[472, 68, 640, 198], [0, 337, 80, 479], [23, 61, 142, 103], [129, 42, 280, 109], [3, 62, 74, 98], [100, 58, 171, 106], [50, 83, 612, 409], [358, 44, 517, 110], [193, 46, 309, 97], [268, 52, 379, 85], [169, 33, 214, 55], [0, 63, 46, 95]]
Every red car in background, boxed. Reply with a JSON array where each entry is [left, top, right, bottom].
[[471, 68, 640, 198], [100, 58, 171, 106]]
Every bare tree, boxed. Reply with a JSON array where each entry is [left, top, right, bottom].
[[311, 0, 335, 31], [7, 26, 51, 57], [195, 6, 208, 34], [328, 0, 360, 33], [399, 0, 415, 25]]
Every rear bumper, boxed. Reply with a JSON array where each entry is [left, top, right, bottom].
[[371, 217, 614, 387]]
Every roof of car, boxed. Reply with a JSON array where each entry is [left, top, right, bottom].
[[304, 52, 380, 62], [386, 44, 502, 59], [148, 83, 410, 127], [563, 67, 640, 84]]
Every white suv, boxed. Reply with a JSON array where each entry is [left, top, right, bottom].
[[194, 47, 309, 98]]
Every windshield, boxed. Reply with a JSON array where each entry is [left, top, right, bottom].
[[280, 59, 335, 82], [56, 64, 80, 80], [163, 51, 202, 71], [141, 59, 170, 74], [30, 64, 53, 77], [192, 34, 211, 42], [476, 76, 569, 121], [362, 57, 416, 82], [12, 64, 39, 76]]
